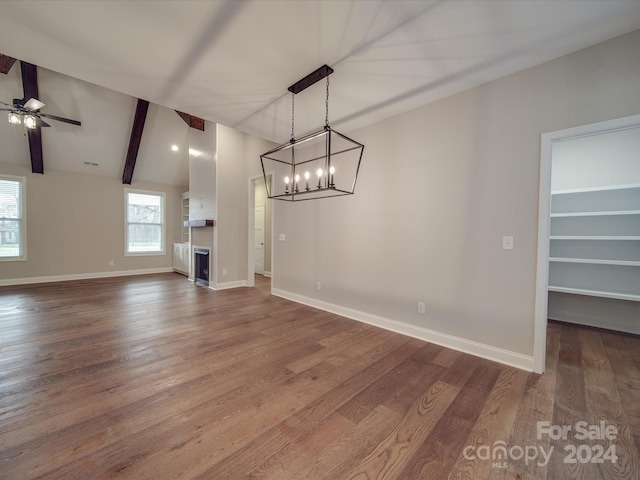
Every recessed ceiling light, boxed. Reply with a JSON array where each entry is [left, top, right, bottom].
[[171, 144, 179, 152]]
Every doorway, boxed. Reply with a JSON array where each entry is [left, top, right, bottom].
[[534, 113, 640, 373], [247, 174, 273, 288]]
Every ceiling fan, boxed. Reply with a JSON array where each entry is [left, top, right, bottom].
[[0, 97, 81, 129]]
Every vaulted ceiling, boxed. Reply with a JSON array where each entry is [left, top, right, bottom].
[[0, 0, 640, 180]]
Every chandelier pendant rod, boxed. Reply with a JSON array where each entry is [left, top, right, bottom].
[[287, 65, 334, 95]]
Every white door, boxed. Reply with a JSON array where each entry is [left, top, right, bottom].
[[254, 204, 265, 275]]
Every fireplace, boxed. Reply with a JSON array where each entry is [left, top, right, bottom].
[[194, 247, 209, 287]]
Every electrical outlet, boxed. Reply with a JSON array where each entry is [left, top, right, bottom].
[[279, 234, 286, 241], [317, 281, 322, 290], [418, 302, 426, 314], [109, 260, 115, 266], [222, 269, 228, 276]]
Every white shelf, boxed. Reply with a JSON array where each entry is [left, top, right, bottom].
[[549, 257, 640, 267], [550, 236, 640, 240], [548, 182, 640, 309], [551, 183, 640, 195], [550, 210, 640, 217], [548, 286, 640, 302]]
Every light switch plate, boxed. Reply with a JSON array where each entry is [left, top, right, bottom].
[[502, 236, 514, 250], [279, 234, 286, 241]]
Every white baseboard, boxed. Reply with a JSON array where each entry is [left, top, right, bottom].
[[263, 271, 272, 278], [272, 288, 534, 372], [0, 267, 175, 287], [211, 280, 248, 291]]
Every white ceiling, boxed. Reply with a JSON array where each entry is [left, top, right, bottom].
[[1, 0, 640, 147]]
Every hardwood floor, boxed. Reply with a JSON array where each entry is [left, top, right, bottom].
[[0, 273, 638, 479]]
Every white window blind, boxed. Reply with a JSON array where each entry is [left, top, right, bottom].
[[0, 176, 25, 259]]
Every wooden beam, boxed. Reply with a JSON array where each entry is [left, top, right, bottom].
[[175, 111, 205, 131], [0, 54, 17, 74], [21, 61, 44, 174], [122, 99, 150, 185]]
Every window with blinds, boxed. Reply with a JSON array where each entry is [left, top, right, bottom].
[[0, 176, 25, 260], [125, 190, 165, 255]]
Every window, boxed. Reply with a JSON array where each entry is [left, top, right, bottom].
[[125, 190, 165, 255], [0, 176, 25, 261]]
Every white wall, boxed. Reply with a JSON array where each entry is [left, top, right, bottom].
[[272, 29, 640, 366]]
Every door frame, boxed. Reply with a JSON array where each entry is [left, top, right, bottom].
[[533, 113, 640, 373], [247, 173, 273, 288]]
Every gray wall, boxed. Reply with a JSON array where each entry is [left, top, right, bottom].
[[0, 162, 184, 282], [272, 29, 640, 360]]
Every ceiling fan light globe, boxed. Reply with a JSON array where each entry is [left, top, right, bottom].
[[24, 115, 37, 129], [8, 112, 21, 125]]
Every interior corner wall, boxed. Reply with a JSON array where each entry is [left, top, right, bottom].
[[0, 162, 185, 283], [271, 28, 640, 362], [215, 124, 275, 286]]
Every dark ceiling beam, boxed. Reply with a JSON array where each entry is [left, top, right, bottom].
[[21, 61, 44, 174], [122, 99, 150, 185], [175, 111, 205, 131], [0, 54, 17, 74], [288, 64, 334, 94]]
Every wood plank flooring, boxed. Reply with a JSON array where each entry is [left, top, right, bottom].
[[0, 273, 638, 479]]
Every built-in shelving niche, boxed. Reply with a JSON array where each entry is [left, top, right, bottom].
[[548, 183, 640, 333]]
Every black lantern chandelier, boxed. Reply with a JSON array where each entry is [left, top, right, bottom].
[[260, 65, 364, 201]]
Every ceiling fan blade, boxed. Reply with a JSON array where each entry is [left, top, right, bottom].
[[24, 98, 45, 111], [0, 107, 13, 112], [37, 117, 51, 128], [39, 113, 81, 126], [0, 100, 13, 107]]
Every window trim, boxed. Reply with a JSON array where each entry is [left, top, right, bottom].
[[124, 188, 166, 257], [0, 174, 27, 262]]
